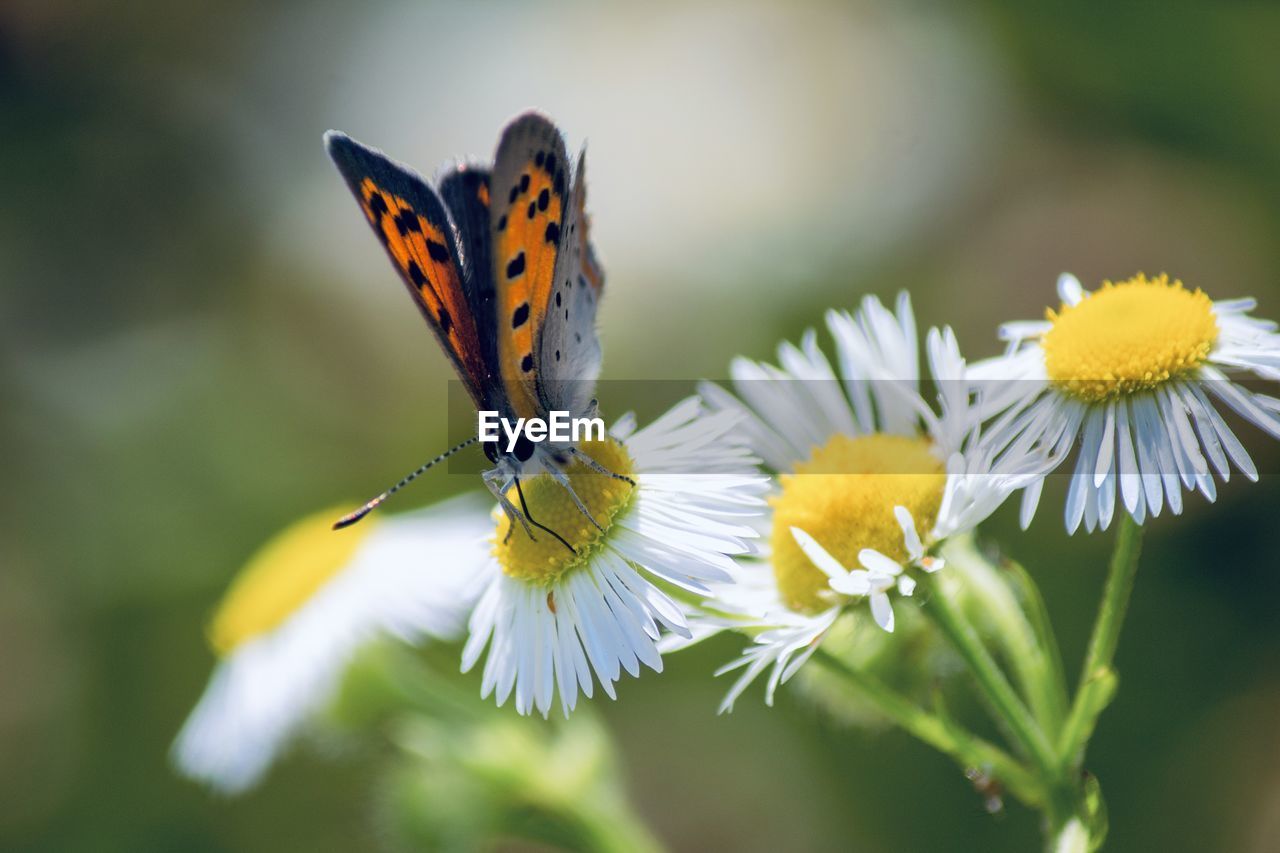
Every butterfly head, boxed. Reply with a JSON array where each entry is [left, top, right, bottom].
[[483, 432, 538, 467]]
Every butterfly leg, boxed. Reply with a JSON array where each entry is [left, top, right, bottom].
[[483, 467, 577, 554], [567, 445, 637, 486], [545, 465, 605, 532], [484, 469, 537, 543], [513, 475, 577, 555]]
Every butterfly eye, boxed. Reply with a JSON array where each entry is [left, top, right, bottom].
[[513, 434, 536, 463]]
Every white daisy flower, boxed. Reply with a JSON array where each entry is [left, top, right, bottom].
[[674, 294, 1046, 711], [172, 494, 492, 794], [461, 398, 768, 718], [974, 272, 1280, 533]]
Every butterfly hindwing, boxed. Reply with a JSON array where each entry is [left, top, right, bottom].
[[535, 146, 605, 416], [437, 164, 499, 385], [325, 132, 493, 406], [437, 164, 492, 286], [488, 112, 572, 420]]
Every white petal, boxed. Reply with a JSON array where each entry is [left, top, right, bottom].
[[1115, 397, 1143, 516], [870, 592, 895, 633], [830, 570, 873, 597], [858, 548, 903, 577], [1093, 400, 1116, 488], [1019, 477, 1044, 530], [790, 527, 849, 580], [894, 505, 924, 560], [1057, 272, 1085, 306]]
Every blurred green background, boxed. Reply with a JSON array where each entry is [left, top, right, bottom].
[[4, 0, 1280, 850]]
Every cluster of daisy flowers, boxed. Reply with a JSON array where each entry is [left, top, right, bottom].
[[175, 271, 1280, 792], [175, 399, 767, 790]]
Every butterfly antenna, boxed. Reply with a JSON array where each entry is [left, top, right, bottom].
[[333, 437, 478, 530]]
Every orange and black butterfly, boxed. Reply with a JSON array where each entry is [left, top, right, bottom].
[[324, 112, 616, 549]]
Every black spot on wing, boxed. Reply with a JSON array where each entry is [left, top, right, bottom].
[[520, 173, 530, 192], [521, 353, 534, 372], [497, 214, 507, 231], [544, 222, 560, 245], [426, 239, 449, 262], [512, 302, 530, 328], [537, 188, 549, 211], [506, 252, 525, 279], [545, 153, 557, 175], [367, 192, 388, 216], [407, 261, 427, 287], [535, 151, 545, 167], [393, 209, 420, 235], [527, 201, 536, 219], [438, 307, 453, 334]]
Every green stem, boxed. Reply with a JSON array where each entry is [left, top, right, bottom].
[[919, 573, 1059, 783], [941, 538, 1069, 734], [1058, 514, 1144, 769], [1002, 556, 1071, 732], [811, 647, 1044, 807]]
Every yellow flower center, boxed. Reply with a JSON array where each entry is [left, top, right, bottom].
[[1042, 273, 1218, 402], [209, 507, 375, 656], [770, 434, 945, 614], [495, 438, 636, 584]]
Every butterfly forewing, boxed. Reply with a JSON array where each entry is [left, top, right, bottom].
[[326, 132, 494, 407], [536, 146, 605, 416], [488, 113, 572, 420]]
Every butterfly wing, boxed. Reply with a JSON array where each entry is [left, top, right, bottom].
[[534, 145, 605, 416], [437, 164, 492, 286], [326, 132, 495, 407], [487, 112, 572, 420], [436, 163, 499, 382]]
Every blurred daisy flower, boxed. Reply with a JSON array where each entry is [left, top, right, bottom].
[[675, 294, 1046, 710], [172, 495, 491, 793], [974, 272, 1280, 532], [463, 398, 767, 718]]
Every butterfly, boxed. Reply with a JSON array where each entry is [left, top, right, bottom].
[[325, 111, 623, 550]]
